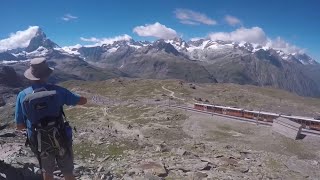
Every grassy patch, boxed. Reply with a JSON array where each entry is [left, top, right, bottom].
[[109, 104, 151, 121], [281, 138, 317, 159], [60, 79, 170, 100], [216, 124, 254, 136], [237, 127, 255, 135], [192, 83, 320, 116], [144, 126, 190, 141], [265, 158, 282, 171], [105, 144, 126, 156], [60, 78, 320, 118], [113, 168, 126, 178], [133, 118, 152, 125], [207, 130, 231, 140], [217, 124, 232, 131], [64, 106, 105, 127], [73, 141, 127, 159], [73, 142, 108, 159]]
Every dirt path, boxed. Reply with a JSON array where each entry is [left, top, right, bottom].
[[162, 85, 185, 101]]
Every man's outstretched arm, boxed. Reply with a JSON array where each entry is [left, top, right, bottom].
[[15, 92, 26, 130], [16, 124, 26, 130], [77, 96, 87, 105], [60, 86, 87, 106]]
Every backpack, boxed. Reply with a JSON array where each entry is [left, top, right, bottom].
[[22, 87, 72, 159]]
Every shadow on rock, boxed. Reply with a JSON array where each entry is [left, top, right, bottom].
[[0, 161, 42, 180]]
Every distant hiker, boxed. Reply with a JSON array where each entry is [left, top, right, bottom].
[[15, 58, 87, 180]]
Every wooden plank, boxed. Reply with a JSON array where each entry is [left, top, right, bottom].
[[274, 120, 300, 131], [272, 117, 302, 140], [273, 123, 298, 139], [274, 117, 302, 128]]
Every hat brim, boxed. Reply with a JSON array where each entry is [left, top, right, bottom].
[[24, 67, 54, 81]]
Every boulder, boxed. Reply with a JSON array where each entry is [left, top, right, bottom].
[[0, 97, 5, 107], [0, 66, 22, 87], [138, 161, 167, 177], [170, 159, 211, 172], [154, 143, 168, 152], [186, 171, 208, 179], [172, 147, 187, 156]]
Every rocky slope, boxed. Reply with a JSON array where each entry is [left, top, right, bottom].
[[204, 53, 320, 97], [1, 79, 320, 179], [0, 66, 26, 106]]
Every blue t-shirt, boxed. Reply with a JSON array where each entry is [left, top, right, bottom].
[[15, 83, 80, 132]]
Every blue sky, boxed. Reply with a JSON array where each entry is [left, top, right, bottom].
[[1, 0, 320, 60]]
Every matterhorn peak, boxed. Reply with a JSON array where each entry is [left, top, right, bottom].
[[25, 27, 58, 52]]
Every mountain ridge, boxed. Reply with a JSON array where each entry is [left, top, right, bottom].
[[0, 28, 319, 97]]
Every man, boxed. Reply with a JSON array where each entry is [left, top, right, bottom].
[[15, 57, 87, 180]]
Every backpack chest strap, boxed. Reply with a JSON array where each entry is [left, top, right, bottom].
[[37, 131, 41, 152]]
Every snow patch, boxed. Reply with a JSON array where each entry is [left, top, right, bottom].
[[128, 44, 143, 49], [25, 46, 48, 57], [107, 47, 119, 53], [0, 59, 30, 64], [59, 44, 82, 55]]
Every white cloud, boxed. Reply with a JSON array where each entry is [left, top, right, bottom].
[[209, 27, 267, 44], [0, 26, 39, 52], [174, 9, 217, 25], [207, 27, 303, 54], [133, 22, 177, 39], [180, 20, 198, 25], [61, 44, 83, 55], [62, 44, 83, 49], [190, 37, 204, 41], [62, 14, 78, 21], [80, 34, 132, 46], [80, 37, 100, 43], [266, 37, 304, 54], [224, 15, 242, 26]]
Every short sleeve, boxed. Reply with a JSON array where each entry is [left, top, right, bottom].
[[15, 92, 25, 125], [58, 87, 81, 106]]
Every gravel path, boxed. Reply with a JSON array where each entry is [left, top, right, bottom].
[[162, 85, 185, 101]]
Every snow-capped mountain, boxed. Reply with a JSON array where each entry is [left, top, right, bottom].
[[57, 37, 317, 66], [64, 38, 320, 97], [176, 39, 316, 65], [0, 28, 59, 61], [165, 38, 189, 51], [25, 28, 58, 52], [0, 28, 319, 97], [0, 26, 317, 66]]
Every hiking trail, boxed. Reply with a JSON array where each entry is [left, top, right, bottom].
[[161, 85, 185, 101]]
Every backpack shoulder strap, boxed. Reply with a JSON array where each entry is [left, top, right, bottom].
[[22, 87, 33, 124], [23, 87, 33, 96], [43, 84, 56, 91], [61, 106, 66, 119], [47, 84, 67, 120], [24, 84, 54, 95]]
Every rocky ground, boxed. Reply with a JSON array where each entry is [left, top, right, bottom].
[[1, 78, 320, 179]]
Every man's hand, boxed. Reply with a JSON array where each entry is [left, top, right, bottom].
[[16, 123, 26, 130], [77, 96, 87, 105], [15, 129, 27, 136], [15, 124, 26, 136]]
